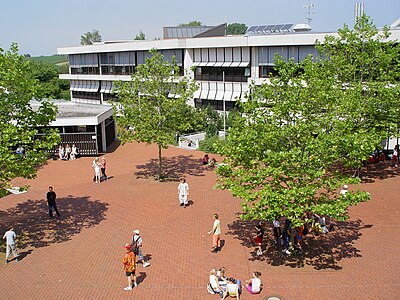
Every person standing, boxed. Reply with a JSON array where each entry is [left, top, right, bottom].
[[254, 221, 265, 256], [3, 227, 19, 263], [92, 158, 101, 183], [208, 213, 221, 253], [101, 156, 108, 181], [46, 186, 60, 218], [340, 185, 348, 197], [122, 244, 137, 291], [177, 178, 189, 208], [273, 218, 281, 245], [132, 230, 150, 267]]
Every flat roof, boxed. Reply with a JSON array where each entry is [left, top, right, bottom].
[[31, 100, 114, 126]]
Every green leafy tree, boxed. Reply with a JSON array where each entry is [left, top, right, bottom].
[[0, 44, 60, 194], [216, 16, 400, 226], [179, 21, 202, 27], [227, 23, 248, 35], [80, 29, 102, 45], [134, 31, 146, 40], [114, 49, 197, 180]]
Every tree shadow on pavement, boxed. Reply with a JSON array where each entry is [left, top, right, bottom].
[[0, 196, 108, 252], [134, 155, 207, 181], [361, 162, 400, 183], [227, 218, 372, 270]]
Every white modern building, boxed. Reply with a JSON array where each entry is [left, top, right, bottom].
[[57, 23, 400, 113]]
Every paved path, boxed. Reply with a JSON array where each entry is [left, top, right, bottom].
[[0, 142, 399, 300]]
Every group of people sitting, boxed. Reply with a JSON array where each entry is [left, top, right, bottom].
[[57, 144, 78, 160], [208, 267, 262, 299]]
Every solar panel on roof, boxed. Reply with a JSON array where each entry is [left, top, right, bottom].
[[247, 26, 258, 32], [256, 25, 267, 32], [282, 24, 294, 30], [265, 25, 275, 31]]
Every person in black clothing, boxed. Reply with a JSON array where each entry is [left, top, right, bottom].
[[46, 186, 60, 218], [254, 221, 265, 256]]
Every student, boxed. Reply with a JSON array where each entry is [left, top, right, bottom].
[[46, 186, 61, 218], [70, 144, 77, 160], [209, 269, 224, 298], [254, 221, 265, 256], [208, 213, 221, 253], [122, 244, 137, 291], [2, 227, 19, 263], [92, 158, 101, 183], [101, 156, 108, 181], [58, 145, 65, 160], [245, 272, 262, 295], [273, 218, 281, 245], [224, 277, 241, 299], [217, 267, 228, 290], [340, 185, 348, 197], [177, 178, 189, 208], [65, 144, 71, 160], [202, 154, 210, 165], [132, 230, 150, 267]]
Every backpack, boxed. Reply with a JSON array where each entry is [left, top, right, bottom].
[[131, 237, 140, 255]]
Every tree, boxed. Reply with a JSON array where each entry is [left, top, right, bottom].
[[29, 61, 70, 100], [227, 23, 248, 35], [114, 49, 197, 180], [80, 29, 102, 45], [179, 21, 202, 27], [134, 31, 146, 40], [216, 16, 400, 226], [0, 44, 60, 195]]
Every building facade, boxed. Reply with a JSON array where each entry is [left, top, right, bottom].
[[58, 26, 400, 112]]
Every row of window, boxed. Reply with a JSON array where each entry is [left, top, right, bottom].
[[195, 67, 250, 82], [72, 91, 101, 101], [194, 99, 237, 111]]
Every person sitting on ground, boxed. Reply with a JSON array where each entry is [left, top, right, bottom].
[[65, 144, 71, 160], [58, 145, 65, 160], [224, 277, 242, 299], [209, 269, 224, 298], [245, 271, 262, 295], [70, 144, 77, 160], [203, 154, 210, 165], [208, 157, 217, 167], [217, 267, 228, 291]]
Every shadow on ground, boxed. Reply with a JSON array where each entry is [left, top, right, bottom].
[[361, 161, 400, 183], [0, 196, 108, 253], [227, 218, 372, 270], [134, 155, 207, 181]]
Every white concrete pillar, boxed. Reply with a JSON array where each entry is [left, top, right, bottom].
[[101, 121, 107, 152]]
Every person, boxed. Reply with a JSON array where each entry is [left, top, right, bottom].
[[254, 221, 265, 256], [202, 154, 210, 165], [208, 213, 221, 253], [295, 225, 304, 253], [101, 156, 108, 181], [177, 178, 189, 208], [70, 144, 77, 160], [92, 158, 101, 183], [132, 230, 150, 267], [281, 222, 291, 255], [209, 269, 224, 298], [209, 157, 217, 167], [245, 272, 262, 295], [46, 186, 60, 218], [16, 145, 24, 155], [224, 277, 241, 299], [340, 185, 348, 197], [122, 243, 137, 291], [273, 218, 281, 245], [64, 144, 71, 160], [392, 145, 398, 167], [316, 214, 329, 234], [217, 267, 228, 291], [3, 227, 19, 263], [58, 145, 65, 160]]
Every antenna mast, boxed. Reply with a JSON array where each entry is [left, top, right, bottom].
[[303, 0, 316, 26]]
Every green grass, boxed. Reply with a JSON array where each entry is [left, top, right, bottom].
[[27, 54, 68, 65]]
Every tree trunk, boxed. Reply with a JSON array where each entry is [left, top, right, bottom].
[[157, 144, 163, 181]]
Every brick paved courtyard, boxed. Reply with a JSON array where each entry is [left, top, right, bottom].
[[0, 142, 399, 300]]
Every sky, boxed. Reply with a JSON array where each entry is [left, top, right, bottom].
[[1, 0, 399, 56]]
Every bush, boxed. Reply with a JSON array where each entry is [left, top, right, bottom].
[[199, 135, 225, 154]]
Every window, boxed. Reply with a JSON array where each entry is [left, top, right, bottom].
[[194, 67, 249, 82]]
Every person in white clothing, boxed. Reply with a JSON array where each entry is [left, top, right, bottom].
[[340, 185, 348, 197], [245, 271, 262, 295], [92, 158, 101, 183], [3, 227, 19, 263], [209, 269, 224, 297], [132, 230, 150, 267], [208, 213, 221, 253], [177, 178, 189, 208]]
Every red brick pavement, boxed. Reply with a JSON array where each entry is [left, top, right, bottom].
[[0, 142, 399, 300]]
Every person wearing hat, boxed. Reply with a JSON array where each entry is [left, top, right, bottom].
[[340, 185, 348, 197], [132, 230, 150, 267], [122, 243, 137, 291]]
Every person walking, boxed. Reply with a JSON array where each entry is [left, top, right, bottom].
[[132, 230, 150, 267], [177, 178, 189, 208], [101, 156, 108, 181], [254, 221, 265, 256], [208, 213, 221, 253], [46, 186, 61, 218], [122, 244, 137, 291], [92, 158, 101, 183], [3, 227, 19, 263], [340, 185, 348, 197]]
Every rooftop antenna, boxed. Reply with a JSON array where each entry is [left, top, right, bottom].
[[303, 0, 316, 26]]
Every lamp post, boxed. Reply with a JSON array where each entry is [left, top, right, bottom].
[[223, 70, 226, 138]]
